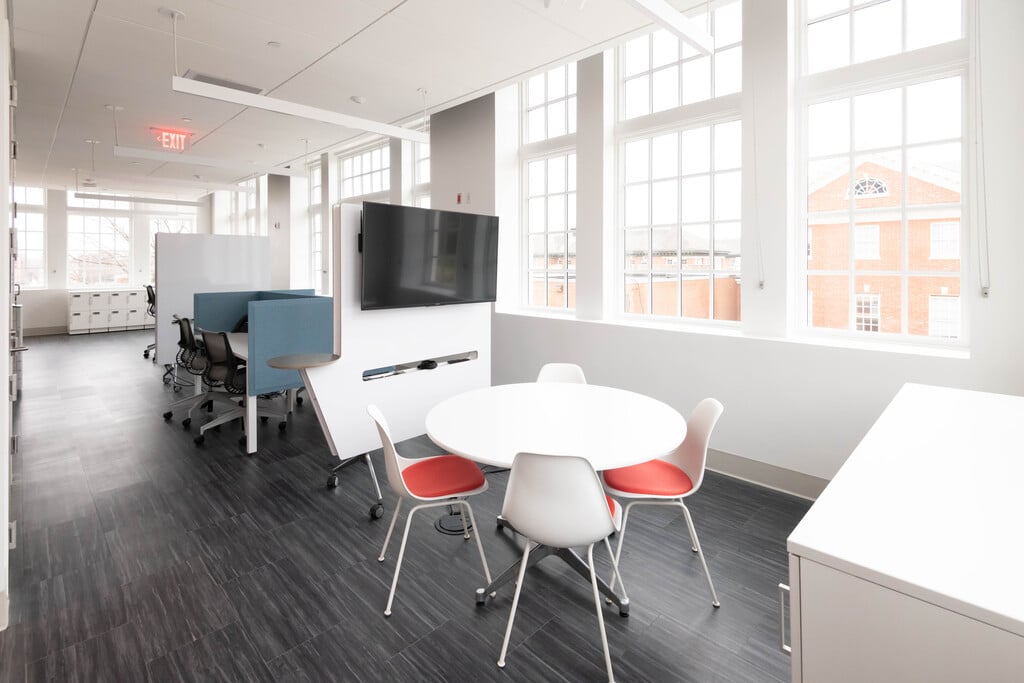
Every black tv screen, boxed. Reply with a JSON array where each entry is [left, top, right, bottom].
[[360, 202, 499, 310]]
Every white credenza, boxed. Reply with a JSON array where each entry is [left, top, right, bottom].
[[67, 289, 152, 335], [785, 383, 1024, 682]]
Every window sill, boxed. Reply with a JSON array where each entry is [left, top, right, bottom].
[[493, 308, 970, 359]]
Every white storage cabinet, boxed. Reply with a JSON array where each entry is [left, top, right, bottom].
[[67, 288, 153, 335], [784, 384, 1024, 683]]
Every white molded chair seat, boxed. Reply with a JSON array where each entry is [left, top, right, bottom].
[[497, 452, 625, 683], [368, 404, 492, 617], [602, 397, 724, 608]]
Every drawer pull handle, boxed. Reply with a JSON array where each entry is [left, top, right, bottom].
[[778, 583, 792, 655]]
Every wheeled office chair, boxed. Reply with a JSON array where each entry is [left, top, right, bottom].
[[162, 318, 230, 429], [143, 284, 157, 361], [193, 330, 287, 447]]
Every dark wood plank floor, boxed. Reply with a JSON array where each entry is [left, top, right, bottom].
[[2, 331, 811, 682]]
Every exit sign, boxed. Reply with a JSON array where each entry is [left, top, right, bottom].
[[152, 128, 191, 152]]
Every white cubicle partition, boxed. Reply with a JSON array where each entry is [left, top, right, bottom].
[[303, 203, 491, 461], [154, 234, 272, 366]]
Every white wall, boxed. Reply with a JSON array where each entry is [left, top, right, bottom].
[[267, 174, 290, 289], [491, 0, 1024, 489]]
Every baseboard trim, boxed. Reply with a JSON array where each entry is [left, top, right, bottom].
[[0, 590, 8, 631], [24, 326, 67, 337], [707, 449, 828, 501]]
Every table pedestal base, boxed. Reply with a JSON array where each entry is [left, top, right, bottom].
[[475, 517, 630, 616], [434, 507, 473, 535]]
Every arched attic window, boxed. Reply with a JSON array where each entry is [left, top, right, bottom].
[[853, 177, 888, 197]]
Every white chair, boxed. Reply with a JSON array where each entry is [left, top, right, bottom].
[[367, 404, 492, 617], [536, 362, 587, 384], [602, 398, 724, 607], [497, 452, 625, 683]]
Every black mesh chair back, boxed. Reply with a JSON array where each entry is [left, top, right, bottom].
[[200, 330, 245, 394], [145, 285, 156, 317], [178, 318, 208, 377]]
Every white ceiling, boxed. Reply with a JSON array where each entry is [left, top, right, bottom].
[[11, 0, 677, 199]]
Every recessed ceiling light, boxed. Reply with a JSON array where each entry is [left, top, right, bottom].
[[350, 95, 367, 105], [266, 41, 281, 48], [182, 116, 192, 123], [129, 161, 142, 166]]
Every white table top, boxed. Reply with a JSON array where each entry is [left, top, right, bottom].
[[225, 332, 248, 361], [425, 383, 686, 470], [788, 383, 1024, 637]]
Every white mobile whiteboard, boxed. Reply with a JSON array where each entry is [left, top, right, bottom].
[[154, 234, 272, 366]]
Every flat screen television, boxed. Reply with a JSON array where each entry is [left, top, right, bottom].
[[360, 201, 499, 310]]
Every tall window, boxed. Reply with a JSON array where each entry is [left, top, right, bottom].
[[229, 178, 260, 235], [801, 0, 966, 340], [524, 64, 576, 143], [11, 186, 46, 288], [414, 137, 431, 208], [148, 214, 195, 283], [309, 164, 325, 293], [621, 1, 741, 120], [526, 153, 576, 308], [929, 294, 960, 338], [340, 140, 390, 200], [618, 0, 743, 322], [521, 63, 577, 310], [67, 213, 131, 287]]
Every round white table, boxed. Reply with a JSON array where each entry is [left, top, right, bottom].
[[426, 382, 687, 470], [425, 382, 687, 615]]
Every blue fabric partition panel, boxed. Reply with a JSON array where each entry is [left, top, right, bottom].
[[257, 289, 315, 300], [246, 296, 333, 395], [193, 291, 257, 333]]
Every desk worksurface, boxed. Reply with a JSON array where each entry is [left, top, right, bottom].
[[425, 382, 686, 470], [267, 352, 340, 370], [788, 383, 1024, 637], [225, 332, 248, 361]]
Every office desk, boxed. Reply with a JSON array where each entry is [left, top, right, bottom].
[[426, 382, 687, 614]]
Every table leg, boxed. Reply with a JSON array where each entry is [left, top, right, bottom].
[[244, 393, 257, 455], [478, 522, 630, 616]]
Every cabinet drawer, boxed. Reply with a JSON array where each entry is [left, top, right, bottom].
[[68, 293, 90, 312], [88, 292, 109, 309], [797, 559, 1024, 683], [126, 309, 145, 326], [68, 311, 89, 332], [108, 309, 128, 326], [87, 310, 108, 329]]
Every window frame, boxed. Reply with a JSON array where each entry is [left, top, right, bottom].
[[11, 188, 46, 289], [338, 138, 391, 202], [795, 0, 971, 345]]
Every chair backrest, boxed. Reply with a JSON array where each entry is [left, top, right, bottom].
[[200, 330, 245, 393], [145, 285, 156, 315], [536, 363, 587, 384], [178, 318, 207, 375], [366, 404, 415, 498], [501, 452, 614, 548], [665, 398, 723, 492]]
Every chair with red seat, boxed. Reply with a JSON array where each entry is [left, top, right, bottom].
[[602, 397, 724, 607], [367, 404, 492, 617], [496, 451, 625, 683]]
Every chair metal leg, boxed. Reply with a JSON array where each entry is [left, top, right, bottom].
[[459, 501, 492, 585], [497, 543, 532, 669], [603, 537, 627, 603], [608, 501, 635, 594], [378, 498, 403, 562], [364, 453, 383, 501], [681, 503, 719, 607], [383, 501, 419, 617], [588, 544, 616, 683]]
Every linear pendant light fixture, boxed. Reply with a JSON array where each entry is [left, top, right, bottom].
[[623, 0, 715, 56], [112, 145, 305, 178], [171, 76, 430, 145], [73, 192, 202, 207]]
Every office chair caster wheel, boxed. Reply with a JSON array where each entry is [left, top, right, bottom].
[[182, 418, 191, 430], [296, 396, 303, 406], [475, 588, 487, 605], [260, 416, 269, 424], [369, 503, 384, 520], [278, 421, 287, 431], [143, 350, 150, 359], [326, 475, 339, 489], [162, 411, 172, 421], [194, 435, 205, 446], [163, 376, 171, 385]]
